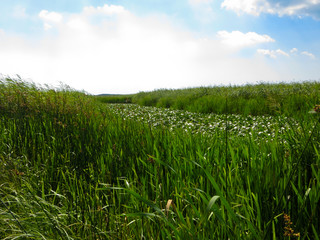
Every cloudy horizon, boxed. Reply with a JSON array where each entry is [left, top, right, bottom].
[[0, 0, 319, 94]]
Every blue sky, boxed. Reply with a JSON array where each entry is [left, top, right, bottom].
[[0, 0, 320, 94]]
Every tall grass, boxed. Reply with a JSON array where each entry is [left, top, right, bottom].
[[108, 82, 320, 117], [1, 77, 320, 239], [96, 94, 133, 104]]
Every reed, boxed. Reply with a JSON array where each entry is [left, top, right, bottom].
[[109, 82, 320, 117], [1, 77, 319, 239]]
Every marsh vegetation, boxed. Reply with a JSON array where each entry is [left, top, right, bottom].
[[1, 78, 320, 239]]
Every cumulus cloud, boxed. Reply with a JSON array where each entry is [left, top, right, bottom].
[[221, 0, 272, 16], [221, 0, 320, 19], [257, 48, 289, 58], [39, 10, 63, 22], [257, 49, 276, 58], [39, 10, 63, 30], [217, 30, 275, 48], [258, 48, 316, 59], [0, 4, 303, 94]]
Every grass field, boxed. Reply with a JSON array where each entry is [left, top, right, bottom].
[[97, 81, 320, 117], [1, 78, 320, 239]]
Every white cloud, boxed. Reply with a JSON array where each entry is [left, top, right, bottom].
[[257, 48, 291, 58], [221, 0, 320, 19], [221, 0, 272, 16], [258, 48, 316, 60], [0, 4, 311, 94], [257, 49, 277, 58], [301, 51, 316, 59], [39, 10, 63, 22], [83, 4, 128, 16], [275, 49, 289, 57], [217, 30, 275, 48], [66, 17, 89, 31], [290, 48, 298, 53], [39, 10, 63, 30]]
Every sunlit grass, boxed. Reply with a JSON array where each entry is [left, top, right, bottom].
[[1, 77, 320, 239], [97, 82, 320, 117]]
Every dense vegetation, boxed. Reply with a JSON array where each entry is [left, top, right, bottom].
[[1, 78, 320, 239], [97, 82, 320, 117], [96, 94, 133, 104]]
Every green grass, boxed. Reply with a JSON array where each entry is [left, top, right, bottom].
[[96, 82, 320, 117], [1, 77, 320, 239], [96, 94, 133, 104]]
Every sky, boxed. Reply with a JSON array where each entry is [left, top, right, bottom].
[[0, 0, 320, 94]]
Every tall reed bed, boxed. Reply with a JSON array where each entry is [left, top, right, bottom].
[[123, 82, 320, 117], [96, 94, 133, 104], [1, 78, 320, 239]]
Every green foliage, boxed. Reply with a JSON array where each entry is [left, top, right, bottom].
[[1, 78, 320, 239], [96, 94, 133, 104], [132, 82, 320, 116]]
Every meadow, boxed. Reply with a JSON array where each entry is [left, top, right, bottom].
[[1, 78, 320, 239]]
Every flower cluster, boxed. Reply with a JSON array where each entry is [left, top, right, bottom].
[[106, 104, 298, 144]]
